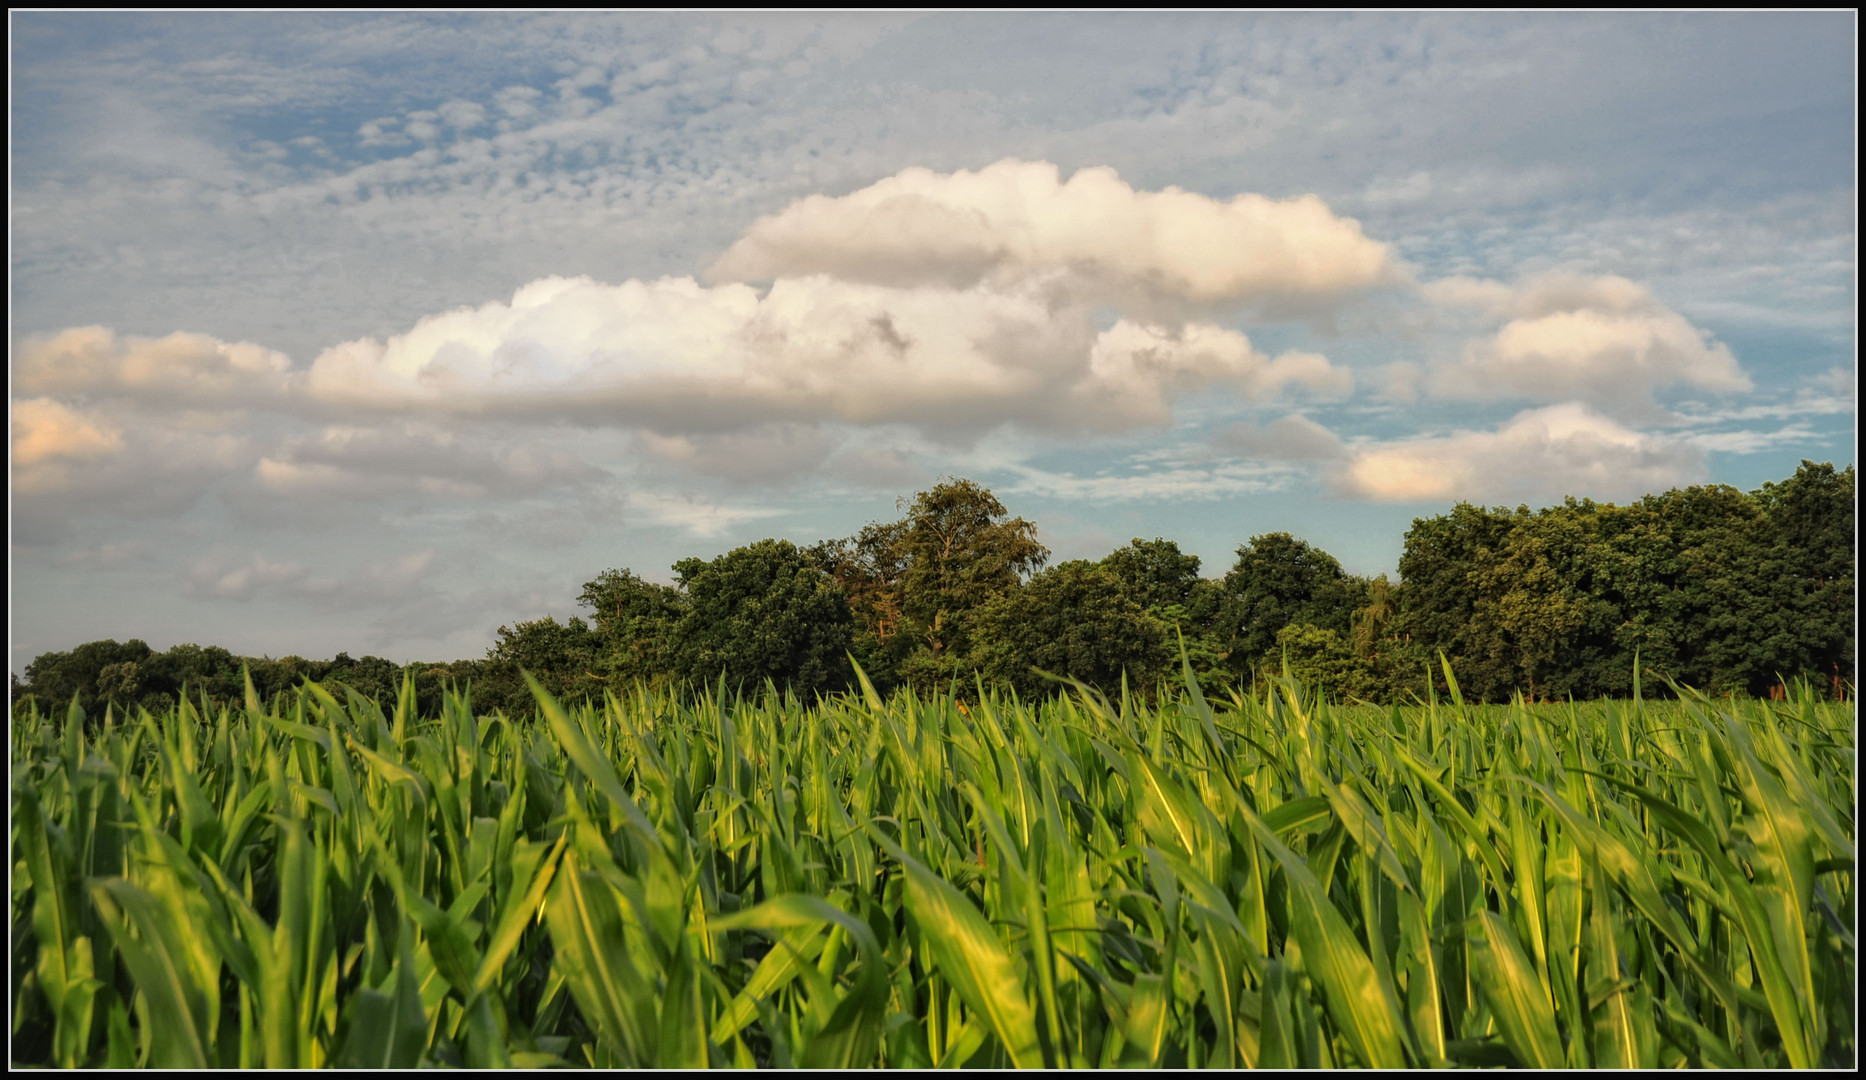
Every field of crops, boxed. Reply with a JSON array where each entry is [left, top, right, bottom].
[[10, 662, 1855, 1068]]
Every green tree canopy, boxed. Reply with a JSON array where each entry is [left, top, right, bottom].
[[481, 615, 602, 705], [578, 568, 685, 685], [1100, 537, 1204, 612], [668, 539, 855, 698], [1214, 532, 1365, 678], [814, 477, 1048, 691], [973, 560, 1169, 699], [895, 478, 1048, 662]]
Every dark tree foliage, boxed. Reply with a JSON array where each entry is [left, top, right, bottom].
[[1753, 462, 1855, 695], [8, 638, 458, 721], [974, 560, 1170, 699], [667, 539, 855, 699], [1396, 461, 1856, 701], [577, 568, 685, 685], [13, 462, 1852, 715], [478, 616, 603, 708], [806, 520, 915, 691], [1214, 532, 1368, 679], [1100, 538, 1204, 613], [814, 478, 1048, 692], [894, 479, 1048, 672], [14, 639, 155, 715]]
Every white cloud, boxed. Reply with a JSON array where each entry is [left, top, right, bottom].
[[11, 397, 123, 471], [708, 159, 1399, 310], [1336, 402, 1706, 503], [1682, 424, 1821, 455], [1080, 323, 1352, 428], [299, 271, 1352, 438], [1802, 365, 1856, 399], [184, 547, 439, 606], [1423, 272, 1751, 413], [1374, 361, 1423, 404], [249, 424, 601, 499], [14, 326, 294, 409], [628, 491, 787, 538], [637, 423, 836, 483], [1005, 456, 1295, 501], [11, 398, 253, 539]]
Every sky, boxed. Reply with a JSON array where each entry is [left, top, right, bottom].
[[9, 12, 1857, 671]]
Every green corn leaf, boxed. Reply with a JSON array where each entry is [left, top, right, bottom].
[[866, 824, 1046, 1068], [91, 879, 212, 1069], [1238, 805, 1414, 1067], [1466, 910, 1563, 1068]]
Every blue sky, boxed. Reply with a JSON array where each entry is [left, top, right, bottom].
[[10, 12, 1856, 670]]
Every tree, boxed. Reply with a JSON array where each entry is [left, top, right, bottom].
[[896, 479, 1049, 666], [1395, 505, 1520, 700], [324, 652, 403, 703], [1214, 532, 1365, 679], [578, 568, 684, 685], [1755, 461, 1855, 695], [1100, 537, 1229, 694], [667, 539, 855, 699], [973, 561, 1169, 698], [480, 616, 602, 707], [807, 520, 915, 691], [1268, 623, 1384, 704], [1100, 538, 1204, 612], [15, 639, 155, 716], [815, 478, 1048, 691]]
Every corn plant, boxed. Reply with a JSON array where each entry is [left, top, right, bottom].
[[10, 658, 1854, 1067]]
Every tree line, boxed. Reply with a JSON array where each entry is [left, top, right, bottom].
[[12, 461, 1852, 715]]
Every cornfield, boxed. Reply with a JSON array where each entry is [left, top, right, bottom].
[[10, 660, 1855, 1068]]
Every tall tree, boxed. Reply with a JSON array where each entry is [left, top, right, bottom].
[[1215, 532, 1366, 679], [1755, 461, 1856, 694], [896, 479, 1048, 662], [1395, 504, 1520, 699], [578, 568, 685, 685], [815, 478, 1047, 690], [973, 560, 1169, 698], [667, 539, 855, 698], [1100, 538, 1204, 613]]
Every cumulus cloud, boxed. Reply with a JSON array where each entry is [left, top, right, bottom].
[[14, 326, 294, 408], [300, 272, 1352, 437], [708, 159, 1399, 310], [12, 397, 253, 539], [1080, 323, 1351, 427], [1335, 402, 1706, 503], [1423, 272, 1751, 414], [11, 397, 123, 471]]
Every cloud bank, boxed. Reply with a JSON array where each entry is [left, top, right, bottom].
[[10, 160, 1811, 547]]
